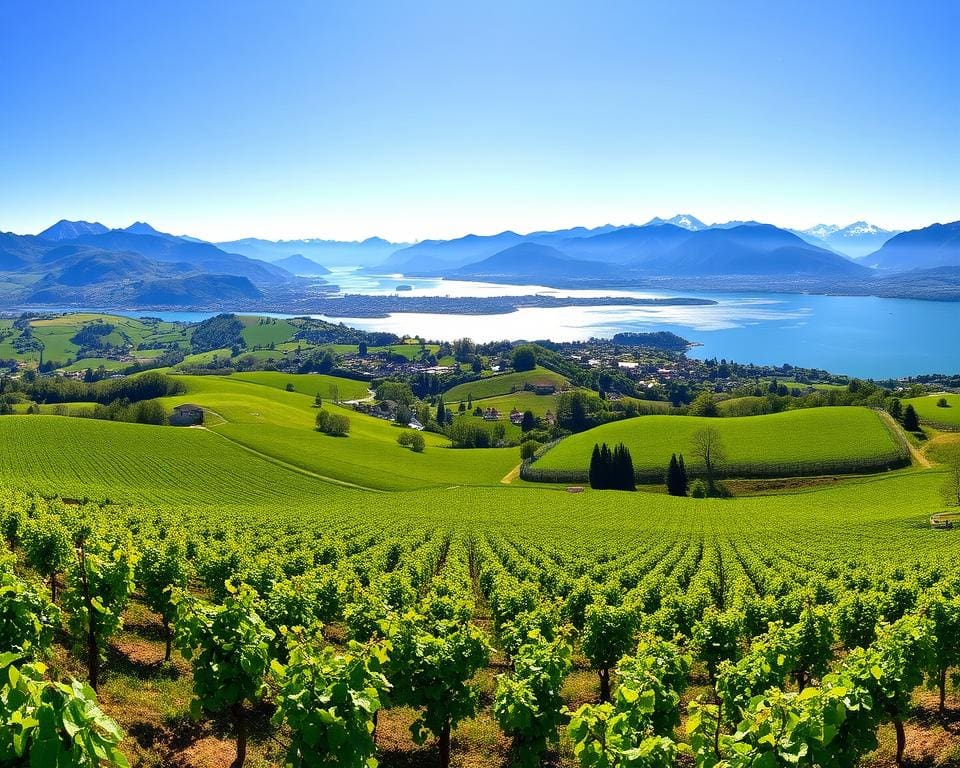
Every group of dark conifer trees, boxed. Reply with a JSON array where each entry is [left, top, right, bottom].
[[589, 443, 635, 490], [665, 453, 688, 496]]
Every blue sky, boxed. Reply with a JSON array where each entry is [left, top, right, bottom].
[[1, 0, 957, 242]]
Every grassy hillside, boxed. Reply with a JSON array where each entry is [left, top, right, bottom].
[[533, 406, 909, 481], [158, 374, 517, 490], [225, 370, 371, 401], [444, 366, 569, 401], [0, 415, 340, 507], [905, 392, 960, 428]]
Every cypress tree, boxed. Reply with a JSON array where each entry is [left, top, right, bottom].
[[436, 396, 446, 425], [589, 444, 603, 489], [678, 453, 688, 496], [615, 443, 635, 491], [666, 453, 681, 496], [902, 403, 920, 432]]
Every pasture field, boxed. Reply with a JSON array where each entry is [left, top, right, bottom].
[[533, 406, 910, 480], [157, 374, 518, 489], [224, 370, 371, 400], [906, 392, 960, 428], [238, 315, 297, 347], [24, 314, 191, 363], [459, 389, 559, 416], [444, 365, 570, 401]]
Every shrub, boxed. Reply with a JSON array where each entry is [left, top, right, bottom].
[[690, 479, 708, 498], [937, 397, 949, 408], [520, 440, 541, 461], [315, 410, 350, 436]]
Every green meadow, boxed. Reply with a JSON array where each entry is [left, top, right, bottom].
[[534, 406, 908, 477]]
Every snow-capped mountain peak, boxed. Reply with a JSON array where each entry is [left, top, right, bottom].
[[643, 214, 707, 231], [802, 224, 841, 240]]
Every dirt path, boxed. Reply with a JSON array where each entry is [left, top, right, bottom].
[[878, 410, 931, 468], [500, 464, 521, 484]]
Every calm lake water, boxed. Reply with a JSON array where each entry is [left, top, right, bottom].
[[33, 270, 960, 379]]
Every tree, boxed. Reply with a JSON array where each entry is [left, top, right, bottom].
[[520, 439, 540, 461], [137, 538, 189, 661], [677, 454, 688, 495], [22, 515, 72, 602], [358, 340, 368, 356], [520, 410, 536, 432], [687, 391, 719, 417], [64, 535, 135, 691], [410, 432, 426, 452], [690, 427, 726, 493], [887, 397, 903, 422], [174, 583, 274, 768], [271, 635, 390, 768], [511, 345, 537, 372], [582, 602, 635, 703], [902, 403, 920, 431], [436, 396, 446, 425], [665, 453, 689, 497], [937, 396, 949, 408], [314, 392, 322, 407]]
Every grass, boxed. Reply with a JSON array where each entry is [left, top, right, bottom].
[[534, 406, 908, 479], [157, 374, 518, 490], [0, 415, 341, 507], [238, 316, 297, 347], [906, 393, 960, 429], [224, 371, 371, 401], [457, 390, 559, 417], [444, 366, 570, 401]]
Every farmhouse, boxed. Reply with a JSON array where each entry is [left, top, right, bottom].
[[483, 407, 501, 421], [509, 408, 524, 426], [169, 403, 204, 426]]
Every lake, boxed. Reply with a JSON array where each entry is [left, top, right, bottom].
[[311, 271, 960, 379], [34, 270, 960, 379]]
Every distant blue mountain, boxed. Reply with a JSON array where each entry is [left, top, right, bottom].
[[219, 235, 406, 267], [38, 219, 109, 241], [792, 222, 900, 259], [450, 223, 867, 279], [382, 231, 526, 272], [560, 224, 694, 264], [68, 231, 291, 284], [643, 224, 868, 276], [273, 253, 332, 275], [453, 242, 615, 279], [864, 221, 960, 271], [642, 214, 707, 231]]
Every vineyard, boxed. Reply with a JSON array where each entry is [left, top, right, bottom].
[[2, 463, 960, 767]]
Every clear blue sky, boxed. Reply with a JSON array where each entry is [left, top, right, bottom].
[[1, 0, 957, 242]]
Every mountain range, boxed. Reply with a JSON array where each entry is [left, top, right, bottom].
[[790, 222, 902, 259], [0, 214, 958, 307], [0, 221, 302, 307]]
